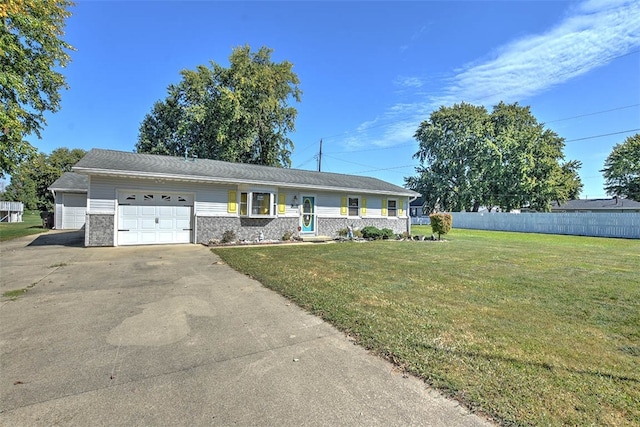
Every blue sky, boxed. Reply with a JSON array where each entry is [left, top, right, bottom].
[[21, 0, 640, 199]]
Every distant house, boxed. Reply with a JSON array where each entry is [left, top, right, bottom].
[[409, 197, 425, 217], [70, 149, 420, 247], [0, 201, 23, 223], [550, 197, 640, 213]]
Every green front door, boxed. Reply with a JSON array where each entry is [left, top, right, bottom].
[[301, 196, 315, 233]]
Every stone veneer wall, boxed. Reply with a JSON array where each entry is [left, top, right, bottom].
[[197, 216, 411, 243], [197, 216, 300, 243], [85, 214, 114, 247], [318, 217, 410, 237]]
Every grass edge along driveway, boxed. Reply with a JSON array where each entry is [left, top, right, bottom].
[[212, 228, 640, 426]]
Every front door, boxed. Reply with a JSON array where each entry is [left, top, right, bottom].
[[301, 196, 315, 234]]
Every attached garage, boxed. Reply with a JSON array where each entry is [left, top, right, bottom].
[[49, 173, 89, 230], [116, 192, 193, 245]]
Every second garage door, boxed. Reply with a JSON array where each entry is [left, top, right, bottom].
[[117, 192, 193, 245], [62, 193, 87, 229]]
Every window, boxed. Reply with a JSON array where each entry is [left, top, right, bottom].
[[252, 192, 271, 215], [239, 191, 274, 217], [348, 197, 359, 216], [388, 199, 397, 217], [144, 194, 154, 201]]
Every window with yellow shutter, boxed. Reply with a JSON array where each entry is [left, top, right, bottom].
[[228, 191, 237, 213], [341, 196, 348, 215]]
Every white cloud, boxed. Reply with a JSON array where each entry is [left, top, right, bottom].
[[432, 0, 640, 107], [344, 0, 640, 150]]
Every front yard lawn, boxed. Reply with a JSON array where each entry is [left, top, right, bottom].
[[212, 228, 640, 426], [0, 211, 48, 242]]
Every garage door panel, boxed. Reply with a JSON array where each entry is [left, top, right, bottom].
[[62, 193, 87, 229], [117, 194, 193, 245], [140, 218, 157, 230], [140, 206, 156, 215], [176, 218, 191, 229]]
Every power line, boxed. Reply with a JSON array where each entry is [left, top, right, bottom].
[[566, 129, 640, 143], [546, 104, 639, 123]]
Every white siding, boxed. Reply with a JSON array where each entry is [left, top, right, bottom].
[[88, 176, 117, 213], [86, 175, 412, 221], [195, 186, 233, 216], [316, 192, 341, 217], [315, 193, 409, 219]]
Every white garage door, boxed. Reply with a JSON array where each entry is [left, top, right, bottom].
[[117, 192, 193, 246], [62, 193, 87, 229]]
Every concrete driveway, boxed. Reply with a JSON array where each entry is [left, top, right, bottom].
[[1, 230, 492, 426]]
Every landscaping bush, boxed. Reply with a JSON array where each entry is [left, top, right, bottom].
[[221, 230, 237, 243], [361, 226, 382, 240], [429, 213, 452, 240], [380, 228, 395, 240], [282, 230, 294, 241]]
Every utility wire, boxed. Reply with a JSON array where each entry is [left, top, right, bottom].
[[546, 104, 639, 123], [565, 129, 640, 142]]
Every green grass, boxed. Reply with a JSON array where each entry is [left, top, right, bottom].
[[212, 227, 640, 426], [0, 211, 48, 241]]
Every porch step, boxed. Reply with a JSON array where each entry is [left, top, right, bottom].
[[300, 235, 334, 243]]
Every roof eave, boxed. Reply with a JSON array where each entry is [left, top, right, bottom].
[[72, 167, 419, 197]]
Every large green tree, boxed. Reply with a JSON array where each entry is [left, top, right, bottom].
[[136, 45, 302, 167], [0, 0, 75, 177], [601, 133, 640, 201], [2, 147, 85, 210], [406, 102, 582, 212]]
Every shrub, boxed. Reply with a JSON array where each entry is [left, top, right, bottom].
[[361, 226, 382, 240], [282, 231, 295, 241], [429, 213, 452, 240], [380, 228, 395, 240], [221, 230, 237, 243]]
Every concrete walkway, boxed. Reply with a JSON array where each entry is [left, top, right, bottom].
[[1, 231, 492, 426]]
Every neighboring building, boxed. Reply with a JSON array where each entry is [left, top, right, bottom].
[[71, 149, 420, 247], [550, 198, 640, 213], [0, 201, 23, 223], [48, 172, 89, 229], [409, 197, 425, 218]]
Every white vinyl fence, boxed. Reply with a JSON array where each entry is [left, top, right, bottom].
[[448, 212, 640, 239]]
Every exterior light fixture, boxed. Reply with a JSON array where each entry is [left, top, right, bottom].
[[291, 195, 299, 208]]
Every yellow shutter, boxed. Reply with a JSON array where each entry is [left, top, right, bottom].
[[278, 193, 286, 214], [399, 200, 404, 217], [382, 198, 387, 216], [340, 196, 347, 215], [361, 197, 367, 216], [228, 191, 237, 213]]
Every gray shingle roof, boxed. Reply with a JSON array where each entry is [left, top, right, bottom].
[[73, 149, 420, 197], [551, 198, 640, 210], [48, 172, 89, 192]]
